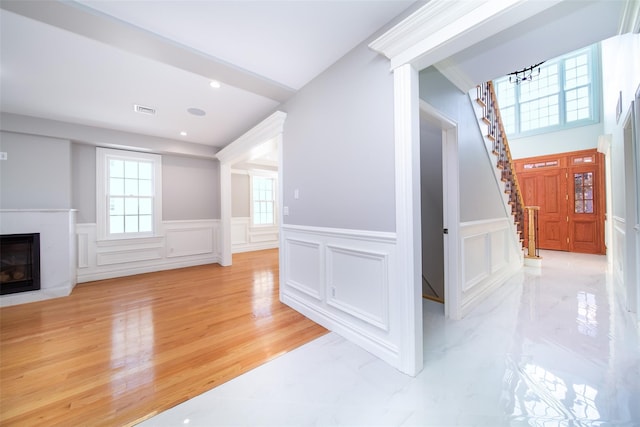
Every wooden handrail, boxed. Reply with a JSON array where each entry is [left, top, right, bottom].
[[476, 82, 528, 249]]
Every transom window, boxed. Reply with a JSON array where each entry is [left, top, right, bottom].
[[96, 148, 162, 239], [251, 175, 276, 226], [494, 45, 599, 137]]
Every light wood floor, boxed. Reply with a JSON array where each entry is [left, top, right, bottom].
[[0, 249, 327, 426]]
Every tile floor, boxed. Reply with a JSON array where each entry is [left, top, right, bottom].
[[139, 251, 640, 426]]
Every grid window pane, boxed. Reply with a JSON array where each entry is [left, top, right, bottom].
[[139, 179, 152, 196], [139, 215, 152, 232], [125, 215, 139, 233], [124, 198, 138, 215], [139, 198, 152, 215], [110, 178, 124, 196], [110, 160, 124, 177], [110, 216, 124, 234], [574, 172, 594, 214], [125, 178, 138, 196], [138, 162, 152, 180], [124, 161, 138, 178], [110, 197, 124, 215], [252, 176, 275, 226], [105, 154, 157, 237]]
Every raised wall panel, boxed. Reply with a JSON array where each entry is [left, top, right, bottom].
[[76, 220, 221, 282], [284, 238, 322, 300], [97, 247, 163, 266], [166, 227, 214, 258], [326, 245, 389, 331], [490, 228, 509, 272], [231, 217, 278, 253], [459, 218, 523, 316], [463, 233, 489, 291], [231, 218, 249, 245], [280, 225, 399, 370]]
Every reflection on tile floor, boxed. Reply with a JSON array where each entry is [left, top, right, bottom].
[[139, 251, 640, 426]]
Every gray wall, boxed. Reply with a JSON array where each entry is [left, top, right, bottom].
[[282, 40, 396, 232], [71, 142, 96, 223], [419, 67, 507, 222], [71, 142, 220, 223], [420, 120, 444, 300], [0, 131, 72, 209], [232, 173, 250, 217], [162, 155, 219, 221]]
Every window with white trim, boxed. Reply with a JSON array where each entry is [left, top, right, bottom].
[[251, 174, 276, 226], [96, 148, 162, 239], [494, 45, 600, 137]]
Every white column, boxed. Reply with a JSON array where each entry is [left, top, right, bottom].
[[219, 162, 232, 266], [394, 63, 423, 376]]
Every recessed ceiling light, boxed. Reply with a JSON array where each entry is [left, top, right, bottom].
[[209, 80, 221, 89], [180, 131, 187, 136], [187, 107, 206, 116]]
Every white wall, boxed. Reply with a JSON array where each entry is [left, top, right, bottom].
[[509, 123, 603, 159], [601, 33, 640, 322]]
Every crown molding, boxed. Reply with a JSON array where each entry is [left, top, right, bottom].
[[369, 0, 562, 71], [619, 0, 640, 34], [215, 111, 286, 164]]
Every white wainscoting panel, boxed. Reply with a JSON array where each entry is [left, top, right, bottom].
[[280, 225, 399, 369], [463, 233, 489, 291], [284, 238, 322, 300], [613, 216, 625, 292], [231, 217, 278, 253], [459, 218, 522, 317], [76, 220, 220, 282], [326, 245, 389, 331], [166, 223, 215, 258]]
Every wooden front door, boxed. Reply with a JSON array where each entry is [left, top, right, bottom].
[[515, 149, 605, 254]]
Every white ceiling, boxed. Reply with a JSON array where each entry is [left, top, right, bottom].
[[0, 0, 415, 149]]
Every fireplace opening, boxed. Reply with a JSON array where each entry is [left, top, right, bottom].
[[0, 233, 41, 295]]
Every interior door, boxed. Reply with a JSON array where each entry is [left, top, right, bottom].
[[518, 164, 568, 251]]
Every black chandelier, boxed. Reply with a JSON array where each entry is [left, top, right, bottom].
[[508, 61, 545, 84]]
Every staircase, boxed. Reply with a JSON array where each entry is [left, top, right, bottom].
[[471, 81, 526, 252]]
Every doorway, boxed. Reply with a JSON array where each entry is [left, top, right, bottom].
[[419, 101, 461, 319], [514, 148, 606, 254]]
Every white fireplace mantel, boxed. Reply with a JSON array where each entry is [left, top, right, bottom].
[[1, 209, 77, 307]]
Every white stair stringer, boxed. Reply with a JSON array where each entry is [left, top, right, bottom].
[[468, 89, 524, 262]]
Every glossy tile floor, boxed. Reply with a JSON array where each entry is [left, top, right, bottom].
[[139, 251, 640, 426]]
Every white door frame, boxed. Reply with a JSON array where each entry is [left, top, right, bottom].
[[215, 111, 287, 266], [623, 102, 639, 315], [419, 100, 461, 319]]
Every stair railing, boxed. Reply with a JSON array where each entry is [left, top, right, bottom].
[[476, 81, 528, 251]]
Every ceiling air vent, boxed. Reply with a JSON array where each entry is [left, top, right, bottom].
[[133, 104, 156, 115]]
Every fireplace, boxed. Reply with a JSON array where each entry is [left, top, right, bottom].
[[0, 233, 41, 295]]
